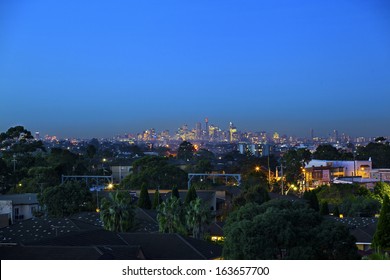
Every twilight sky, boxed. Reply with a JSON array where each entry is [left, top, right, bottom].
[[1, 0, 389, 138]]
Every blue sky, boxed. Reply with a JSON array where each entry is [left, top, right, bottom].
[[1, 0, 389, 138]]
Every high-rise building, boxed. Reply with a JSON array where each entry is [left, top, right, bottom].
[[229, 122, 238, 142], [205, 118, 209, 141], [196, 122, 202, 140], [35, 132, 40, 140], [334, 129, 339, 142]]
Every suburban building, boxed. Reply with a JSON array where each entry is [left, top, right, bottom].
[[370, 169, 390, 182], [303, 159, 372, 188], [0, 193, 40, 225]]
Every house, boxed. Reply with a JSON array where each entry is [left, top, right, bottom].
[[0, 210, 222, 260], [304, 159, 372, 188], [370, 169, 390, 182], [0, 193, 40, 224], [327, 216, 378, 255]]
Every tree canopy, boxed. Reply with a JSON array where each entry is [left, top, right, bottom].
[[120, 156, 187, 189], [100, 191, 135, 232], [138, 184, 152, 209], [177, 141, 195, 161], [38, 181, 93, 217], [372, 195, 390, 251], [223, 200, 359, 260]]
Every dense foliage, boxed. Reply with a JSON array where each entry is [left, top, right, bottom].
[[372, 195, 390, 251], [38, 181, 93, 217], [100, 191, 135, 232], [223, 200, 360, 260], [120, 156, 187, 189]]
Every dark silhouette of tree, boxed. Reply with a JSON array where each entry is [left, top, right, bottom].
[[282, 148, 312, 185], [333, 205, 340, 217], [303, 190, 320, 211], [121, 156, 187, 189], [313, 144, 341, 160], [138, 184, 151, 209], [320, 201, 329, 215], [372, 195, 390, 251], [157, 196, 186, 234], [171, 186, 180, 200], [185, 197, 212, 239], [86, 144, 97, 159], [100, 191, 135, 232], [223, 200, 359, 260], [38, 181, 93, 217], [152, 190, 162, 209], [177, 141, 195, 161], [233, 185, 270, 208], [185, 185, 197, 205], [356, 142, 390, 168]]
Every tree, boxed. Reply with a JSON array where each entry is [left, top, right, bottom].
[[320, 201, 329, 215], [313, 144, 341, 160], [138, 184, 151, 209], [333, 205, 340, 217], [282, 148, 311, 185], [373, 182, 390, 203], [39, 181, 93, 217], [185, 197, 212, 239], [233, 185, 270, 208], [171, 186, 180, 200], [372, 195, 390, 251], [185, 185, 197, 205], [222, 200, 359, 260], [152, 190, 162, 209], [356, 142, 390, 168], [303, 190, 319, 211], [157, 196, 186, 234], [177, 141, 195, 161], [121, 156, 187, 189], [100, 191, 135, 232], [86, 144, 97, 159]]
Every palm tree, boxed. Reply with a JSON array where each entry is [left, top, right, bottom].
[[186, 197, 212, 239], [157, 196, 185, 234], [100, 191, 135, 232]]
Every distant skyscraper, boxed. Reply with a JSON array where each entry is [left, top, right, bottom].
[[205, 118, 209, 140], [196, 122, 202, 140], [310, 128, 314, 140], [229, 122, 238, 142], [334, 129, 339, 142], [35, 131, 40, 140]]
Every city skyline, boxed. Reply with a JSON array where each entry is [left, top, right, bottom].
[[1, 1, 390, 138]]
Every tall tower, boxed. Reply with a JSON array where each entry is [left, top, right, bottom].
[[196, 122, 202, 140], [310, 128, 314, 140], [229, 122, 237, 142], [205, 118, 209, 141], [334, 129, 339, 142]]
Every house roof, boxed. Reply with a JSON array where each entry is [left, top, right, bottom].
[[0, 245, 103, 260], [326, 216, 378, 244], [118, 232, 221, 260], [0, 193, 38, 205], [20, 230, 222, 260], [0, 212, 104, 244], [0, 245, 145, 260], [133, 208, 159, 233], [25, 229, 126, 246]]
